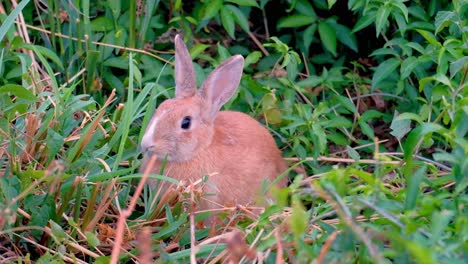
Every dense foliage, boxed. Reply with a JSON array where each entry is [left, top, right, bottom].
[[0, 0, 466, 263]]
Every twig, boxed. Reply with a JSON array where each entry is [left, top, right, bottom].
[[316, 230, 340, 264], [285, 156, 403, 165], [318, 185, 385, 263], [190, 181, 197, 264], [25, 24, 173, 65], [247, 31, 269, 56], [110, 155, 157, 264], [274, 228, 284, 263]]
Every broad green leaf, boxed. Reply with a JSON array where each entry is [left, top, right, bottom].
[[352, 11, 376, 33], [329, 21, 358, 52], [303, 24, 317, 50], [220, 7, 236, 39], [277, 14, 316, 28], [312, 123, 327, 152], [390, 113, 412, 141], [296, 75, 322, 87], [90, 17, 114, 31], [450, 56, 468, 78], [404, 165, 426, 210], [289, 199, 308, 241], [189, 43, 209, 58], [85, 231, 100, 248], [358, 119, 375, 139], [400, 56, 419, 79], [107, 0, 121, 21], [318, 21, 337, 56], [403, 123, 447, 161], [336, 95, 357, 113], [347, 146, 360, 161], [244, 51, 262, 67], [226, 0, 259, 7], [391, 0, 409, 22], [49, 220, 67, 241], [434, 11, 456, 34], [295, 0, 317, 17], [327, 0, 337, 9], [0, 84, 38, 101], [226, 5, 250, 33], [23, 44, 64, 70], [416, 29, 440, 46], [430, 210, 454, 245], [202, 0, 223, 20], [371, 58, 400, 89], [394, 112, 424, 124], [375, 4, 391, 36]]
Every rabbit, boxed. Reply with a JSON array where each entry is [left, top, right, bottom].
[[140, 34, 288, 218]]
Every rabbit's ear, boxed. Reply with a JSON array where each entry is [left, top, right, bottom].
[[200, 55, 244, 121], [174, 34, 197, 98]]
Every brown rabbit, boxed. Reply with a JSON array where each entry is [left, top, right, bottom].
[[140, 34, 287, 216]]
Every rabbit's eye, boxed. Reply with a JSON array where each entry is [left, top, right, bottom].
[[181, 116, 191, 129]]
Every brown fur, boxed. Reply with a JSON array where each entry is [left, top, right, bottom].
[[140, 35, 287, 214]]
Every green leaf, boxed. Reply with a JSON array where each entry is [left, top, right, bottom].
[[329, 21, 358, 52], [225, 0, 259, 7], [220, 7, 236, 39], [416, 30, 440, 46], [49, 220, 67, 242], [295, 0, 317, 17], [277, 14, 317, 28], [303, 24, 317, 50], [358, 119, 375, 139], [0, 0, 30, 42], [0, 84, 38, 101], [318, 21, 337, 56], [390, 0, 409, 22], [394, 112, 424, 124], [347, 146, 360, 161], [24, 44, 64, 70], [450, 56, 468, 78], [189, 43, 210, 58], [296, 75, 322, 87], [226, 5, 250, 33], [400, 56, 419, 79], [107, 0, 121, 21], [371, 58, 400, 89], [403, 123, 447, 161], [90, 17, 114, 31], [404, 165, 427, 210], [85, 231, 100, 248], [202, 0, 223, 20], [244, 51, 262, 68], [375, 4, 391, 36], [434, 11, 456, 34], [336, 95, 357, 114], [327, 0, 337, 9], [289, 199, 308, 241], [352, 11, 376, 33], [430, 210, 454, 245], [390, 113, 412, 141]]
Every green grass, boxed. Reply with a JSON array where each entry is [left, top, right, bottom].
[[0, 0, 466, 263]]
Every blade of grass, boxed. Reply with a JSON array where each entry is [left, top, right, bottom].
[[0, 0, 30, 42], [112, 53, 135, 170]]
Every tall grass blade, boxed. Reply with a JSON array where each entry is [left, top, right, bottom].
[[0, 0, 30, 42]]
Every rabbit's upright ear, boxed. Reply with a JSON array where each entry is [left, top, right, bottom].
[[174, 34, 197, 98], [200, 55, 244, 121]]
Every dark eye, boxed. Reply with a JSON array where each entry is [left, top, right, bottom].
[[181, 116, 191, 129]]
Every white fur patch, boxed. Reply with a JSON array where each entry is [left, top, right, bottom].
[[141, 115, 160, 151]]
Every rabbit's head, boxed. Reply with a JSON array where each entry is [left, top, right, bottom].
[[141, 35, 244, 162]]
